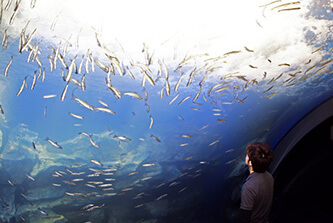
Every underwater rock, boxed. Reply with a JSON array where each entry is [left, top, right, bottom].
[[26, 186, 66, 202], [0, 128, 2, 149], [145, 199, 169, 217], [1, 124, 38, 161], [0, 187, 16, 221]]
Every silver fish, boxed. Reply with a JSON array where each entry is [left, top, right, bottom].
[[8, 180, 14, 187], [1, 29, 7, 47], [89, 137, 99, 148], [30, 71, 37, 90], [60, 81, 70, 101], [4, 56, 13, 77], [66, 56, 77, 82], [90, 159, 103, 167], [9, 0, 21, 25], [141, 163, 155, 167], [149, 115, 153, 129], [25, 173, 35, 181], [178, 96, 191, 105], [97, 99, 108, 107], [45, 137, 63, 149], [21, 28, 37, 53], [156, 194, 167, 201], [69, 112, 83, 119], [169, 93, 179, 105], [94, 107, 115, 114], [16, 76, 27, 97], [123, 92, 143, 100], [73, 96, 94, 110], [113, 135, 131, 141]]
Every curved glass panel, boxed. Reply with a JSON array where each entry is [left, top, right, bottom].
[[0, 0, 332, 222]]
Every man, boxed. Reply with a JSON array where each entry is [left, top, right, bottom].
[[239, 142, 274, 223]]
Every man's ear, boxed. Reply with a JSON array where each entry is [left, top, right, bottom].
[[248, 160, 252, 166]]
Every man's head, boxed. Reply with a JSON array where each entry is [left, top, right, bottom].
[[245, 142, 274, 173]]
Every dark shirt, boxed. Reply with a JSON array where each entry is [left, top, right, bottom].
[[240, 171, 274, 223]]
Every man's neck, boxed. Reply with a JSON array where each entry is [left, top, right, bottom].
[[249, 166, 254, 174]]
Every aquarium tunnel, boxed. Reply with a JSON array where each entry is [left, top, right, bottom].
[[0, 0, 332, 222]]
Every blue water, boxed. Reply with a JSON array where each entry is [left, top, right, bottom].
[[0, 2, 333, 223]]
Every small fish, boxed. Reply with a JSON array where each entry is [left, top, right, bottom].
[[178, 115, 184, 120], [278, 7, 300, 12], [142, 163, 155, 167], [225, 159, 236, 164], [9, 0, 21, 25], [32, 142, 37, 150], [141, 176, 152, 181], [60, 81, 70, 101], [73, 96, 94, 110], [149, 115, 153, 129], [278, 63, 290, 66], [156, 194, 168, 201], [89, 137, 99, 148], [79, 132, 91, 138], [25, 173, 35, 181], [52, 183, 61, 187], [31, 71, 37, 90], [272, 1, 300, 10], [178, 96, 191, 105], [16, 76, 27, 97], [4, 56, 13, 77], [151, 135, 161, 142], [45, 137, 63, 149], [223, 50, 241, 56], [69, 112, 84, 119], [180, 143, 189, 147], [184, 156, 193, 160], [113, 135, 131, 141], [21, 28, 37, 53], [0, 105, 4, 114], [249, 65, 258, 69], [174, 72, 184, 92], [107, 83, 122, 99], [209, 140, 219, 146], [193, 85, 202, 102], [143, 71, 155, 86], [97, 99, 108, 107], [265, 91, 279, 98], [244, 46, 254, 52], [8, 180, 14, 187], [178, 187, 187, 193], [121, 187, 133, 192], [181, 134, 193, 138], [98, 183, 113, 187], [90, 159, 103, 167], [94, 107, 115, 114], [225, 148, 236, 153], [43, 94, 57, 99], [128, 171, 139, 176], [1, 29, 8, 47], [169, 93, 179, 105], [123, 92, 143, 100]]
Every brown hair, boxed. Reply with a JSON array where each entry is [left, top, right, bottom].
[[246, 142, 274, 173]]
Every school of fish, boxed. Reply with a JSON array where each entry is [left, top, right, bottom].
[[0, 0, 332, 222]]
